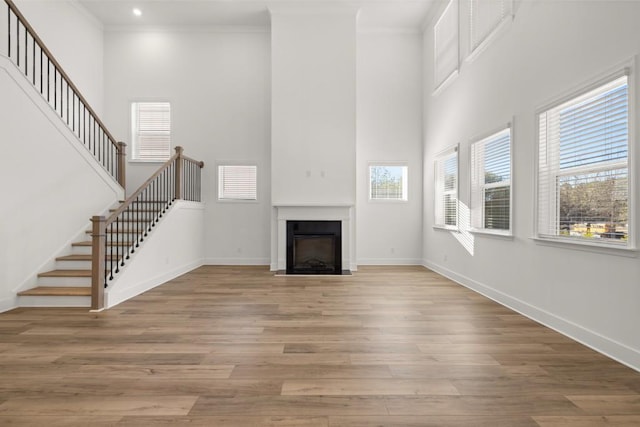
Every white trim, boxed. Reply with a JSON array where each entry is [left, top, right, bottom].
[[357, 258, 423, 265], [466, 0, 513, 63], [423, 259, 640, 372], [530, 237, 638, 258], [204, 258, 271, 266], [105, 25, 270, 34]]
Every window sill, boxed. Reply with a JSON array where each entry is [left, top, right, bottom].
[[470, 229, 513, 239], [217, 198, 259, 204], [129, 159, 169, 164], [531, 236, 637, 258], [433, 225, 459, 232], [368, 199, 408, 204]]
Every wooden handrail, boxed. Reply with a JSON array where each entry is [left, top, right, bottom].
[[5, 0, 120, 150], [91, 146, 205, 310]]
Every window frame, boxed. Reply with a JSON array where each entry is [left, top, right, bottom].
[[434, 145, 459, 230], [534, 66, 635, 252], [470, 125, 513, 236], [433, 0, 459, 94], [217, 163, 259, 203], [467, 0, 513, 62], [130, 101, 172, 163], [368, 162, 409, 202]]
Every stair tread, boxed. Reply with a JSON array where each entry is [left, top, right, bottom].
[[57, 254, 117, 261], [18, 286, 91, 297], [38, 269, 92, 278], [72, 241, 134, 247]]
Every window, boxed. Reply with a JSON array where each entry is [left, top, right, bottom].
[[537, 72, 630, 246], [218, 165, 257, 201], [434, 0, 459, 91], [434, 146, 458, 228], [369, 164, 408, 201], [470, 127, 512, 233], [469, 0, 513, 55], [131, 102, 171, 161]]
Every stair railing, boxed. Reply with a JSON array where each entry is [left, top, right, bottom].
[[91, 147, 204, 310], [2, 0, 126, 187]]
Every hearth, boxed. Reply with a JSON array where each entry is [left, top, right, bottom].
[[286, 220, 342, 274]]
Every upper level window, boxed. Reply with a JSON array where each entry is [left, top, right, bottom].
[[434, 0, 459, 91], [434, 146, 458, 229], [131, 102, 171, 162], [369, 164, 408, 201], [470, 127, 512, 234], [469, 0, 513, 56], [218, 165, 257, 201], [537, 72, 630, 247]]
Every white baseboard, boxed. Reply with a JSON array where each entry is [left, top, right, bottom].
[[423, 259, 640, 372], [204, 258, 271, 266], [0, 296, 17, 314], [105, 259, 203, 309], [357, 258, 423, 265]]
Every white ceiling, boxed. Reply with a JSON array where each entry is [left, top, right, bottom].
[[77, 0, 443, 31]]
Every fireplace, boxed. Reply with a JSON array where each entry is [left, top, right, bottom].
[[286, 220, 342, 274]]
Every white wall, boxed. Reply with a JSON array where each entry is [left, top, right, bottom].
[[270, 8, 357, 205], [356, 31, 423, 265], [12, 0, 104, 114], [0, 56, 122, 312], [105, 200, 205, 308], [103, 28, 272, 265], [422, 0, 640, 369]]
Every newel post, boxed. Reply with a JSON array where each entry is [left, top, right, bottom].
[[117, 142, 127, 189], [91, 216, 106, 310], [174, 146, 183, 200]]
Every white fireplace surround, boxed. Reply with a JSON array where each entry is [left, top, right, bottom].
[[272, 204, 355, 272]]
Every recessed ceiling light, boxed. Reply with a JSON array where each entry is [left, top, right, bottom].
[[133, 8, 142, 17]]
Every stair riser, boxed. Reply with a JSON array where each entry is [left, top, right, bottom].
[[37, 277, 91, 286], [17, 295, 90, 308], [55, 260, 92, 270]]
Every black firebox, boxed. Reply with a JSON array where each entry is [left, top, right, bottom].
[[286, 220, 342, 275]]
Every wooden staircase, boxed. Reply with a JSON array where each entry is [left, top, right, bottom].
[[16, 204, 157, 308]]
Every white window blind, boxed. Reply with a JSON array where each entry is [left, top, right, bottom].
[[470, 127, 511, 232], [434, 0, 459, 90], [131, 102, 171, 161], [434, 147, 458, 228], [470, 0, 512, 54], [537, 73, 630, 245], [369, 165, 408, 201], [218, 165, 257, 201]]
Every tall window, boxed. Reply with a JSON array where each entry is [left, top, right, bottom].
[[469, 0, 513, 55], [470, 127, 512, 233], [434, 0, 459, 91], [131, 102, 171, 161], [369, 164, 408, 201], [434, 146, 458, 228], [218, 165, 257, 201], [537, 73, 630, 245]]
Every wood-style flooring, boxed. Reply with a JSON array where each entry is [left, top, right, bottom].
[[1, 265, 640, 426]]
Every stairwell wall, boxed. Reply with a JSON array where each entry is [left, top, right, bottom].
[[0, 1, 119, 312]]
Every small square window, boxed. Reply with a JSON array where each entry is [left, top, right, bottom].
[[218, 165, 257, 201], [369, 165, 408, 201]]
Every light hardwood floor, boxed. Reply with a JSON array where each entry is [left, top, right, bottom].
[[1, 265, 639, 426]]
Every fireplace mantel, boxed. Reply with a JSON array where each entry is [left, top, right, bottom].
[[271, 204, 355, 273]]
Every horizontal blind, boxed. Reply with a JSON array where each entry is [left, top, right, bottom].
[[538, 75, 629, 242], [132, 102, 171, 161], [434, 0, 458, 89], [470, 0, 512, 53], [370, 165, 408, 201], [435, 148, 458, 227], [218, 165, 257, 200], [470, 127, 511, 230]]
